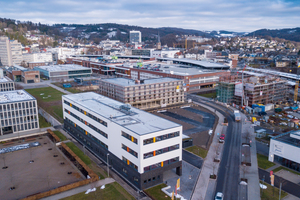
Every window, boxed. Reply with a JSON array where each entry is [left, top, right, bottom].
[[122, 131, 137, 144]]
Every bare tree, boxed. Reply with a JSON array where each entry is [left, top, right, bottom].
[[244, 130, 252, 144], [241, 164, 248, 180]]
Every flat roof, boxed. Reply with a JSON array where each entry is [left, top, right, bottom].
[[157, 58, 230, 69], [64, 92, 181, 135], [272, 131, 300, 148], [0, 90, 35, 103], [102, 77, 182, 86], [0, 76, 13, 83], [137, 63, 224, 76], [35, 64, 91, 72]]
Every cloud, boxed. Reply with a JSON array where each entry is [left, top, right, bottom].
[[0, 0, 299, 32]]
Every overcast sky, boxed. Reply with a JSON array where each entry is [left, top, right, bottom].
[[0, 0, 299, 32]]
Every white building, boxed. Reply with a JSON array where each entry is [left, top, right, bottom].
[[10, 40, 23, 66], [22, 52, 53, 63], [152, 49, 180, 58], [0, 90, 39, 135], [269, 131, 300, 172], [130, 31, 142, 44], [0, 36, 13, 66], [0, 68, 14, 91], [63, 92, 182, 189]]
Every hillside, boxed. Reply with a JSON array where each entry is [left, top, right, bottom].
[[247, 28, 300, 42]]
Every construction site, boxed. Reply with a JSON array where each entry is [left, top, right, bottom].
[[217, 72, 289, 107]]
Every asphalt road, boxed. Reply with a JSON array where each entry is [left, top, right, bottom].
[[259, 168, 300, 198], [188, 94, 242, 200], [182, 149, 203, 169]]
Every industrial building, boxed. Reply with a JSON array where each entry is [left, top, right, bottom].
[[269, 131, 300, 172], [63, 92, 182, 189], [98, 77, 184, 110], [34, 64, 92, 81], [67, 57, 228, 93], [0, 90, 39, 135], [6, 65, 40, 84]]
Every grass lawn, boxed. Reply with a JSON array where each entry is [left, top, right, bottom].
[[145, 184, 180, 200], [39, 114, 51, 128], [197, 92, 217, 98], [53, 130, 67, 141], [260, 181, 287, 200], [61, 182, 135, 200], [257, 154, 276, 169], [26, 87, 64, 123], [185, 146, 208, 158], [273, 166, 300, 176], [26, 87, 64, 102], [65, 142, 91, 165]]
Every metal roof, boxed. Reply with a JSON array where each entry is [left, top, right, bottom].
[[157, 58, 230, 69]]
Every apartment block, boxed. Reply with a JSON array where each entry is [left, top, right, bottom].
[[63, 92, 182, 189], [0, 90, 39, 135], [99, 78, 184, 110], [10, 40, 23, 65], [0, 36, 13, 66]]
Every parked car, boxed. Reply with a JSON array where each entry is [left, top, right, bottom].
[[219, 134, 225, 143], [215, 192, 224, 200], [258, 111, 267, 116]]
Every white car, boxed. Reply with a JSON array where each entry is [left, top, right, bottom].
[[215, 192, 224, 200]]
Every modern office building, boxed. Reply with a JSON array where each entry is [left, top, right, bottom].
[[99, 77, 184, 109], [130, 31, 142, 43], [34, 64, 92, 81], [63, 92, 182, 189], [0, 90, 39, 135], [269, 131, 300, 172]]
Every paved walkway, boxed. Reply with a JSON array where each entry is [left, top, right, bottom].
[[266, 163, 281, 172], [240, 113, 261, 200], [41, 178, 115, 200], [191, 102, 225, 200], [48, 83, 72, 95]]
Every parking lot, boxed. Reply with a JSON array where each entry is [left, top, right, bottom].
[[155, 104, 217, 148], [0, 136, 84, 200]]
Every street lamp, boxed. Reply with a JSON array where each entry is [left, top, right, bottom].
[[107, 153, 109, 178]]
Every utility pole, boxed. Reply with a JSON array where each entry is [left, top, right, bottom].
[[279, 182, 282, 200]]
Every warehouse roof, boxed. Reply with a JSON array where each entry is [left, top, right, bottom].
[[157, 58, 230, 69], [34, 64, 90, 72], [63, 92, 181, 135]]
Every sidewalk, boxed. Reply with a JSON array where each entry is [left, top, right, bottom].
[[191, 102, 225, 200], [41, 178, 115, 200], [240, 114, 261, 200], [48, 83, 72, 95]]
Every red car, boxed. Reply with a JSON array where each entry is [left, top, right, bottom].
[[219, 134, 225, 143]]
